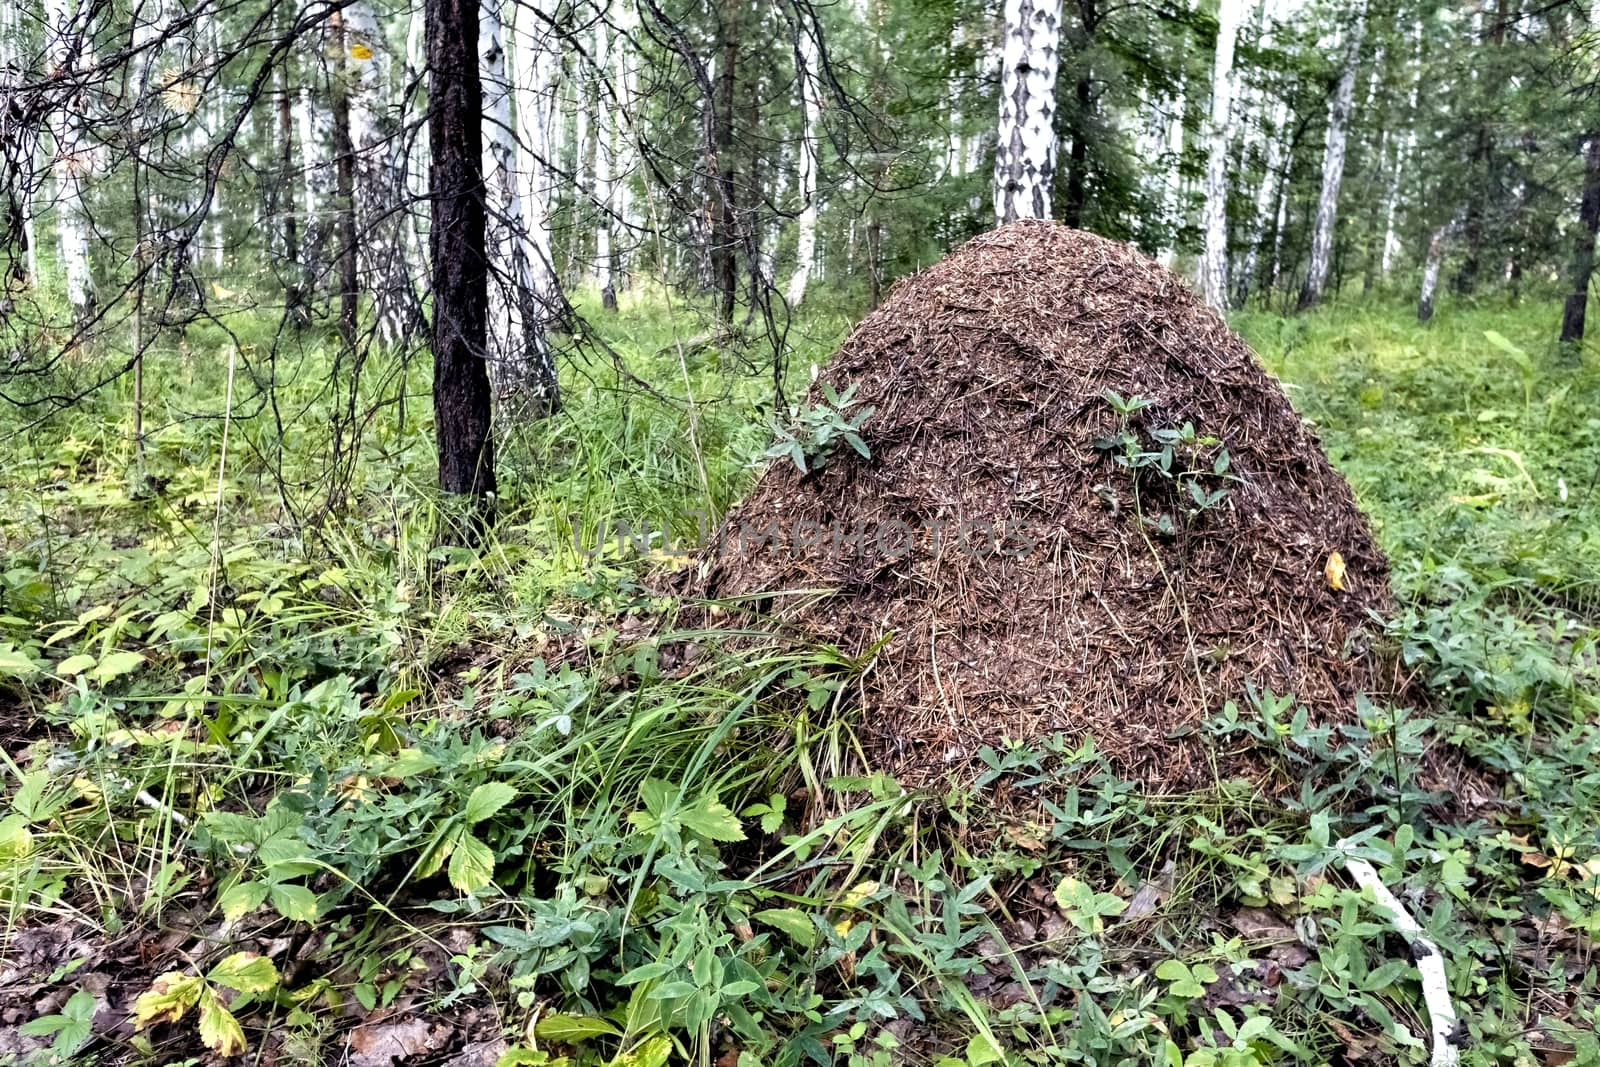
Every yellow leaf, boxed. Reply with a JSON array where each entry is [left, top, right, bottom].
[[838, 880, 879, 909], [134, 972, 203, 1028], [349, 42, 374, 60], [197, 987, 246, 1056], [1324, 551, 1347, 592]]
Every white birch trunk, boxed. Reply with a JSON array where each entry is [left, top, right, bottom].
[[1299, 0, 1366, 309], [297, 84, 326, 234], [511, 0, 561, 317], [1158, 94, 1185, 268], [786, 19, 822, 307], [481, 0, 556, 411], [610, 0, 639, 283], [1381, 20, 1423, 276], [1199, 0, 1244, 308], [1418, 220, 1451, 322], [1237, 97, 1286, 303], [1, 0, 40, 287], [43, 0, 95, 324], [205, 19, 226, 272], [993, 0, 1063, 224], [404, 5, 429, 278], [344, 0, 420, 343], [591, 15, 614, 303]]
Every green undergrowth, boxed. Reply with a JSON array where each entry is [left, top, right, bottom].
[[0, 297, 1597, 1065]]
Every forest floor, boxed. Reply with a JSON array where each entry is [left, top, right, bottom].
[[1, 295, 1598, 1067]]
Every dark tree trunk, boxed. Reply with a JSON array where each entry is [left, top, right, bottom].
[[1063, 75, 1090, 228], [1059, 0, 1096, 228], [867, 215, 882, 309], [1452, 128, 1489, 297], [428, 0, 496, 525], [1560, 132, 1600, 347]]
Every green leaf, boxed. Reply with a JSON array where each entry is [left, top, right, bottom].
[[55, 653, 96, 676], [638, 778, 673, 817], [0, 644, 39, 678], [268, 882, 320, 922], [384, 748, 439, 778], [533, 1014, 622, 1042], [1484, 329, 1532, 370], [463, 781, 517, 824], [1154, 960, 1191, 982], [678, 795, 744, 843], [1052, 876, 1126, 933], [89, 650, 145, 682], [965, 1033, 1004, 1066], [219, 880, 270, 923], [753, 907, 817, 948], [1236, 1016, 1273, 1043], [609, 1034, 671, 1067], [448, 831, 496, 893], [497, 1048, 569, 1067], [197, 987, 246, 1056], [208, 952, 278, 994]]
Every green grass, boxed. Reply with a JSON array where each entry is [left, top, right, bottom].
[[1, 296, 1598, 1066]]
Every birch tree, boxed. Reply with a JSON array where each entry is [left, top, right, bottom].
[[481, 0, 557, 413], [786, 18, 822, 306], [1298, 0, 1366, 310], [343, 0, 420, 345], [42, 0, 95, 327], [511, 0, 563, 325], [1199, 0, 1244, 308], [993, 0, 1063, 224], [1, 0, 41, 289]]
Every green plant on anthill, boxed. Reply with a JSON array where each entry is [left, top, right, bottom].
[[765, 381, 874, 474], [1094, 390, 1239, 536]]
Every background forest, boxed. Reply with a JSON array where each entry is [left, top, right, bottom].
[[3, 0, 1600, 1066]]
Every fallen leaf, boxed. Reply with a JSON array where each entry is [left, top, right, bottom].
[[1324, 551, 1347, 591], [1228, 907, 1296, 943], [346, 1016, 449, 1067]]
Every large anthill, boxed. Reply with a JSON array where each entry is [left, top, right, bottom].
[[690, 221, 1394, 787]]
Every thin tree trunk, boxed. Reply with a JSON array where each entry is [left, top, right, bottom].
[[712, 0, 738, 321], [592, 14, 619, 310], [1298, 1, 1366, 310], [1237, 97, 1286, 306], [1560, 132, 1600, 347], [786, 18, 821, 307], [0, 0, 37, 289], [481, 0, 557, 412], [43, 0, 95, 327], [344, 0, 419, 345], [1063, 76, 1089, 226], [430, 0, 496, 521], [1381, 19, 1423, 278], [510, 0, 564, 328], [330, 11, 359, 355], [867, 215, 882, 308], [993, 0, 1063, 223], [1200, 0, 1244, 308], [1418, 221, 1451, 323]]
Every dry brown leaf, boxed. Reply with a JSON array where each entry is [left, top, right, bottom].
[[346, 1016, 449, 1067]]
